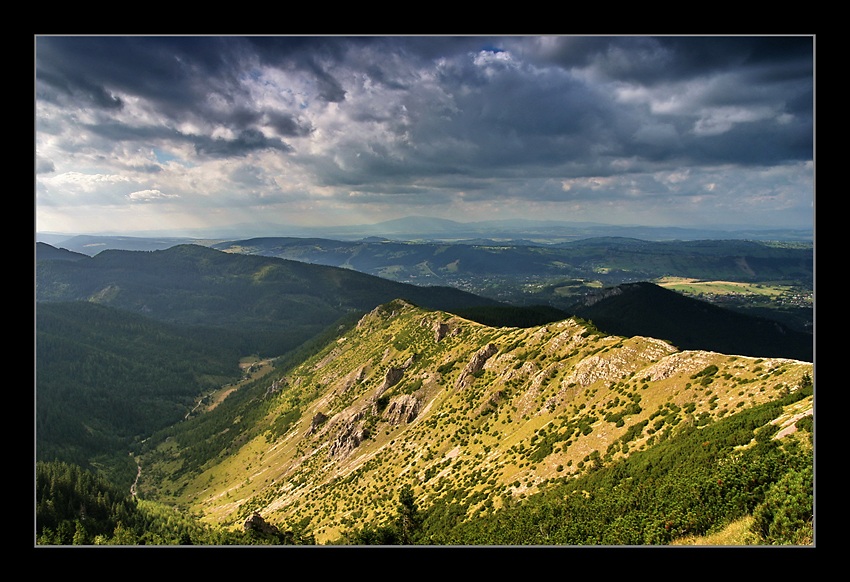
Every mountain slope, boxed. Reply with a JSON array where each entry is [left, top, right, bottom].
[[36, 243, 504, 357], [571, 282, 813, 362], [138, 299, 813, 543], [211, 236, 814, 287], [36, 301, 244, 484]]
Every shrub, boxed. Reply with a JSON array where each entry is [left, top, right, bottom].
[[749, 464, 813, 545], [795, 416, 813, 433]]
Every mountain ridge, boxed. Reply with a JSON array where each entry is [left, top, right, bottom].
[[572, 282, 813, 362], [36, 241, 812, 362], [35, 243, 505, 357], [137, 298, 812, 543]]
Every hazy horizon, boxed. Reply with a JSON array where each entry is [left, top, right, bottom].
[[34, 214, 815, 244]]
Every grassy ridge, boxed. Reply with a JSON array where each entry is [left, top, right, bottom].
[[136, 300, 812, 544]]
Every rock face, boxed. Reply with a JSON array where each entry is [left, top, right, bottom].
[[328, 412, 368, 460], [455, 343, 498, 390], [265, 377, 287, 398], [307, 412, 328, 435], [434, 321, 450, 342], [378, 366, 405, 397], [383, 394, 421, 424]]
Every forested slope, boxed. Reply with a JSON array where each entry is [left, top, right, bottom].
[[36, 301, 244, 485]]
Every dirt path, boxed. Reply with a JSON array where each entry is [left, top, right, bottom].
[[130, 458, 141, 497]]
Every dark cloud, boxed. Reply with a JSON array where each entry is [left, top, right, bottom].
[[36, 37, 227, 110], [689, 117, 814, 166], [264, 111, 313, 137], [36, 36, 307, 139], [535, 36, 813, 85], [36, 156, 55, 174], [246, 36, 365, 102], [84, 121, 184, 143], [35, 35, 815, 232], [194, 128, 293, 157]]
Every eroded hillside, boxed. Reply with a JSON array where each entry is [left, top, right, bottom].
[[140, 299, 812, 543]]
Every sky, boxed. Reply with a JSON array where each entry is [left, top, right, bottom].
[[35, 35, 815, 236]]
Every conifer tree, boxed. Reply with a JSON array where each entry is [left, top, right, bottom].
[[395, 484, 421, 545]]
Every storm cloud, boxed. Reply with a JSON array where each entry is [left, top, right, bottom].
[[35, 35, 814, 235]]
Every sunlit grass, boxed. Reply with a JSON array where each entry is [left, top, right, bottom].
[[655, 277, 789, 297], [670, 516, 756, 546]]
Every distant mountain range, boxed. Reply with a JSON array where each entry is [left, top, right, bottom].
[[37, 232, 813, 292], [209, 235, 813, 287], [36, 215, 814, 253], [36, 239, 812, 365]]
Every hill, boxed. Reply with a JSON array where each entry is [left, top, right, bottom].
[[210, 236, 813, 288], [39, 234, 813, 290], [34, 240, 815, 545], [34, 242, 522, 484], [571, 282, 813, 362], [37, 235, 813, 339], [36, 243, 505, 357], [136, 299, 813, 544], [208, 236, 813, 338], [35, 241, 89, 262], [34, 241, 811, 479]]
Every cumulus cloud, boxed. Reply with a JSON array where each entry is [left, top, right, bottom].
[[127, 189, 179, 202]]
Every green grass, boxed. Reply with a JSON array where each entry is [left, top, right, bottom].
[[656, 277, 792, 297]]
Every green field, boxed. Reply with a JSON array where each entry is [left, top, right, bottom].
[[656, 277, 797, 298]]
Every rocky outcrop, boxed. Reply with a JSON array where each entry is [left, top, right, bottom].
[[358, 299, 414, 329], [376, 366, 405, 399], [339, 366, 367, 394], [561, 349, 642, 389], [374, 354, 417, 400], [382, 394, 421, 424], [328, 413, 368, 460], [423, 316, 461, 342], [264, 377, 287, 399], [434, 321, 450, 342], [455, 343, 498, 390], [642, 350, 714, 382], [477, 389, 506, 415], [307, 412, 328, 435], [402, 353, 417, 368]]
